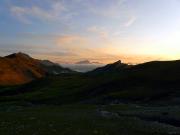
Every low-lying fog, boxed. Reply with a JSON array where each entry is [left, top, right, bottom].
[[61, 64, 104, 72]]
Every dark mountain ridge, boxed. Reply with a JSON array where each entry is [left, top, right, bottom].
[[89, 60, 130, 74], [1, 54, 180, 105], [85, 59, 180, 103]]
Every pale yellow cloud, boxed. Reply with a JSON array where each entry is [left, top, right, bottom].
[[7, 32, 179, 65], [52, 34, 160, 64], [56, 35, 88, 46]]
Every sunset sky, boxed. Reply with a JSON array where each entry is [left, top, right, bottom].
[[0, 0, 180, 64]]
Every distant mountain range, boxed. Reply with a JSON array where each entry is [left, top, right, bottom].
[[75, 60, 102, 64], [0, 52, 74, 85], [1, 53, 180, 105]]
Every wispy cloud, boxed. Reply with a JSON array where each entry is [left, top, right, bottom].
[[9, 0, 136, 29], [85, 0, 136, 28], [87, 26, 109, 39], [86, 0, 127, 18], [10, 1, 73, 24], [124, 16, 137, 27]]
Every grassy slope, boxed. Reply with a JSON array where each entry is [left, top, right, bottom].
[[1, 60, 180, 105], [0, 74, 103, 104], [1, 61, 180, 135], [0, 68, 180, 105]]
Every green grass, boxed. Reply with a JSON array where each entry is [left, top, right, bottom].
[[1, 73, 180, 135], [1, 60, 180, 134], [0, 73, 180, 105], [0, 74, 113, 104], [0, 104, 180, 135]]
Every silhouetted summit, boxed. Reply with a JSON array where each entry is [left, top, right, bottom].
[[5, 52, 32, 59], [76, 60, 102, 64], [76, 60, 91, 64], [90, 60, 129, 73]]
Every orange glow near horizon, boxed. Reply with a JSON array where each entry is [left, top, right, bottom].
[[1, 0, 180, 65]]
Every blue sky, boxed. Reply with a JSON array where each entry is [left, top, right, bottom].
[[0, 0, 180, 64]]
